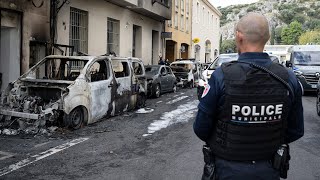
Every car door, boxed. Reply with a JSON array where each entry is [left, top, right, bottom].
[[88, 58, 113, 122], [166, 67, 175, 89], [111, 59, 133, 114], [159, 67, 169, 91]]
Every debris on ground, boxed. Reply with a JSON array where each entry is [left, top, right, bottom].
[[136, 108, 154, 114]]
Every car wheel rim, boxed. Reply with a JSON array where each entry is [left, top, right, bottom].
[[156, 85, 160, 97], [71, 109, 82, 127]]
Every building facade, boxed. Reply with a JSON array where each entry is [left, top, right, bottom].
[[0, 0, 172, 92], [165, 0, 192, 62], [56, 0, 171, 65], [191, 0, 221, 63], [0, 0, 50, 92]]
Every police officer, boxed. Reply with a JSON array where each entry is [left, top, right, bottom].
[[194, 13, 304, 180]]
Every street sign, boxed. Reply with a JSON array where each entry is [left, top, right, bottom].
[[161, 32, 172, 39]]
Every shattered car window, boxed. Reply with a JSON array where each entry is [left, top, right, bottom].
[[132, 62, 144, 75], [24, 58, 88, 81], [111, 60, 130, 78], [89, 60, 110, 82]]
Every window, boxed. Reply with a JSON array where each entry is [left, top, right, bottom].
[[197, 2, 199, 22], [181, 0, 184, 12], [160, 67, 167, 75], [111, 60, 130, 78], [186, 17, 189, 33], [208, 11, 210, 24], [181, 15, 184, 31], [202, 7, 205, 22], [212, 15, 214, 25], [174, 12, 178, 28], [186, 0, 189, 15], [167, 20, 172, 27], [159, 0, 170, 6], [69, 7, 88, 54], [107, 18, 120, 55], [175, 0, 179, 8], [89, 60, 110, 82], [166, 67, 172, 74], [132, 62, 144, 75], [132, 25, 142, 57]]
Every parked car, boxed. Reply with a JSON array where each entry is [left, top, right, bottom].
[[0, 55, 147, 131], [170, 59, 201, 88], [197, 54, 238, 99], [286, 45, 320, 92], [145, 65, 177, 98]]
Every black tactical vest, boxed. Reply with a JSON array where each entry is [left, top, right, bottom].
[[208, 61, 290, 161]]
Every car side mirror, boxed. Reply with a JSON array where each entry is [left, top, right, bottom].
[[286, 61, 293, 68]]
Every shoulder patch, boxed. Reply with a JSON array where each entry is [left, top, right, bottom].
[[201, 84, 211, 98]]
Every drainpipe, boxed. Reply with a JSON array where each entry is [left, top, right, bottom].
[[49, 0, 57, 55], [162, 20, 166, 60]]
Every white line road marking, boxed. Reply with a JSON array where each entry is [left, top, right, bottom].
[[0, 137, 89, 177], [0, 151, 14, 161], [143, 100, 198, 136], [166, 96, 189, 104], [34, 142, 50, 148]]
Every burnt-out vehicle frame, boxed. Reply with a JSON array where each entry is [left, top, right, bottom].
[[0, 55, 147, 131], [170, 60, 201, 88]]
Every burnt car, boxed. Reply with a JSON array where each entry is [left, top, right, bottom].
[[0, 55, 147, 131], [145, 65, 177, 98], [170, 60, 201, 88]]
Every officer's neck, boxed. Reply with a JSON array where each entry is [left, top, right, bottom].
[[239, 44, 265, 54]]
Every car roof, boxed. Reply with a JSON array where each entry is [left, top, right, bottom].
[[171, 60, 196, 64], [46, 55, 97, 61], [290, 45, 320, 52]]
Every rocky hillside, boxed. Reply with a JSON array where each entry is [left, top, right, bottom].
[[219, 0, 320, 40]]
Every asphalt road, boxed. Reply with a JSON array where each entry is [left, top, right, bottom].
[[0, 89, 319, 180]]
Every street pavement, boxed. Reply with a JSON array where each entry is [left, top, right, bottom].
[[0, 89, 319, 180]]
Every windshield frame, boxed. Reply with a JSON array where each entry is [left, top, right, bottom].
[[22, 57, 89, 81]]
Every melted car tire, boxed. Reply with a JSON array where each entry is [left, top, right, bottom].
[[172, 83, 177, 93], [64, 107, 84, 130], [154, 84, 161, 98], [317, 91, 320, 116]]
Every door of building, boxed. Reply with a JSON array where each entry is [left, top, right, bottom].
[[0, 9, 22, 92]]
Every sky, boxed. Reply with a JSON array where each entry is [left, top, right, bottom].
[[209, 0, 259, 8]]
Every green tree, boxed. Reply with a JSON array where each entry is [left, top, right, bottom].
[[299, 30, 320, 45], [305, 19, 320, 30], [281, 21, 303, 45], [220, 39, 236, 53], [270, 27, 275, 45], [275, 26, 283, 44]]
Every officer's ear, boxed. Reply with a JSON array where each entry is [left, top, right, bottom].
[[236, 31, 244, 43]]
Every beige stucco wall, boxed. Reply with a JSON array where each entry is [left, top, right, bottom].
[[191, 0, 221, 63], [165, 0, 192, 61], [56, 0, 164, 65]]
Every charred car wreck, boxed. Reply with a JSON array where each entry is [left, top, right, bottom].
[[0, 55, 147, 133]]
